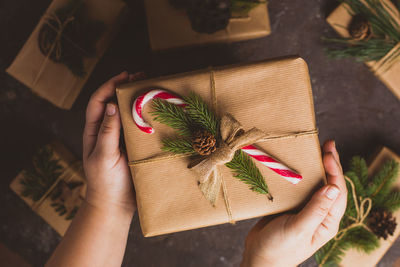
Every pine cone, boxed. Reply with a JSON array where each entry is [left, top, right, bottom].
[[186, 0, 231, 34], [349, 14, 372, 41], [192, 129, 217, 155], [367, 210, 397, 240]]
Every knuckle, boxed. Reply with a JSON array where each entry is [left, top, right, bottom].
[[100, 121, 114, 134]]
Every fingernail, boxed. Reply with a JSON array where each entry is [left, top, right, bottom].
[[325, 186, 340, 200], [106, 103, 116, 116], [333, 140, 336, 149]]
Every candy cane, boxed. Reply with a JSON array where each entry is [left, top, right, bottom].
[[132, 89, 185, 134], [132, 90, 302, 183], [241, 145, 302, 184]]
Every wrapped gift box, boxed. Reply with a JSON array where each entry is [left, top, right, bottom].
[[6, 0, 128, 109], [326, 0, 400, 100], [340, 147, 400, 267], [10, 142, 86, 236], [116, 57, 326, 237], [145, 0, 271, 51]]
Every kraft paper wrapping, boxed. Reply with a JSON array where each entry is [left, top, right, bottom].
[[145, 0, 271, 51], [10, 142, 86, 236], [116, 57, 326, 237], [326, 1, 400, 100], [340, 147, 400, 267], [6, 0, 127, 110]]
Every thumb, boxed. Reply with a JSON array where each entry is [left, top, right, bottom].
[[95, 103, 121, 157], [291, 185, 340, 233]]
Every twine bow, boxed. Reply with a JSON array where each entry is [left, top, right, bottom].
[[334, 176, 372, 240], [189, 114, 267, 206]]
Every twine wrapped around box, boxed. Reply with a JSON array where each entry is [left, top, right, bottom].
[[117, 57, 326, 237]]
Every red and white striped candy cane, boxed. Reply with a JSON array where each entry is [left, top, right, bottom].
[[241, 145, 302, 184], [132, 89, 185, 134], [132, 89, 302, 183]]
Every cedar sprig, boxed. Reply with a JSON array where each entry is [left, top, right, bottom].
[[325, 0, 400, 67], [151, 93, 270, 197], [226, 150, 272, 199], [315, 157, 400, 266]]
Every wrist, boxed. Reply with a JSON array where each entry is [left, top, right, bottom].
[[85, 189, 136, 221]]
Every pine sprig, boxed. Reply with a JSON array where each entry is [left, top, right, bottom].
[[183, 93, 219, 136], [152, 98, 193, 137], [225, 150, 271, 198], [162, 138, 195, 154], [151, 92, 270, 197], [368, 159, 399, 203], [315, 156, 400, 266], [20, 147, 63, 201], [325, 0, 400, 65]]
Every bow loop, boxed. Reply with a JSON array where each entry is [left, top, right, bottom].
[[189, 113, 267, 205]]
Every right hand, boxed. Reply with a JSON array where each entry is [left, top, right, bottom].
[[241, 140, 348, 267]]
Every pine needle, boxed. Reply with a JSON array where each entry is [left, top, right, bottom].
[[152, 98, 193, 137], [183, 93, 219, 136], [367, 159, 399, 201], [162, 138, 195, 154], [225, 150, 272, 199], [325, 0, 400, 64], [315, 156, 399, 266]]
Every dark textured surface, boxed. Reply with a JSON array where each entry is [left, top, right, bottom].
[[1, 0, 400, 266]]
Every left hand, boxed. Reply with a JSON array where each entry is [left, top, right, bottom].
[[241, 140, 348, 267], [83, 71, 142, 217]]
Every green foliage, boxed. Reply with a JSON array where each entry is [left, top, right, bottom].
[[230, 0, 262, 17], [38, 0, 105, 77], [350, 156, 369, 184], [20, 147, 63, 202], [152, 98, 193, 137], [161, 138, 195, 154], [151, 93, 269, 196], [367, 159, 399, 203], [225, 150, 271, 197], [315, 156, 400, 266], [324, 0, 400, 67], [183, 93, 219, 136]]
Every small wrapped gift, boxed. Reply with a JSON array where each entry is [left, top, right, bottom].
[[116, 57, 326, 237], [326, 0, 400, 100], [145, 0, 271, 51], [338, 147, 400, 267], [6, 0, 127, 109], [10, 142, 86, 236]]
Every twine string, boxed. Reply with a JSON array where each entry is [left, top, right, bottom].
[[334, 176, 372, 241], [128, 68, 318, 224]]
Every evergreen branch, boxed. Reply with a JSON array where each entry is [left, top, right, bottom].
[[368, 159, 399, 200], [315, 156, 400, 266], [225, 150, 271, 198], [325, 0, 400, 63], [161, 138, 195, 154], [183, 93, 219, 136], [152, 98, 193, 137], [379, 191, 400, 212], [20, 147, 63, 202], [346, 171, 366, 197], [350, 156, 369, 184]]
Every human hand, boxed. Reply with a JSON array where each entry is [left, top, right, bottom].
[[241, 140, 347, 267], [83, 71, 142, 218]]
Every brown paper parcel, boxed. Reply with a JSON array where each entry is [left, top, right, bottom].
[[6, 0, 127, 110], [326, 1, 400, 100], [339, 147, 400, 267], [116, 57, 326, 237], [10, 142, 86, 236], [145, 0, 271, 51]]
